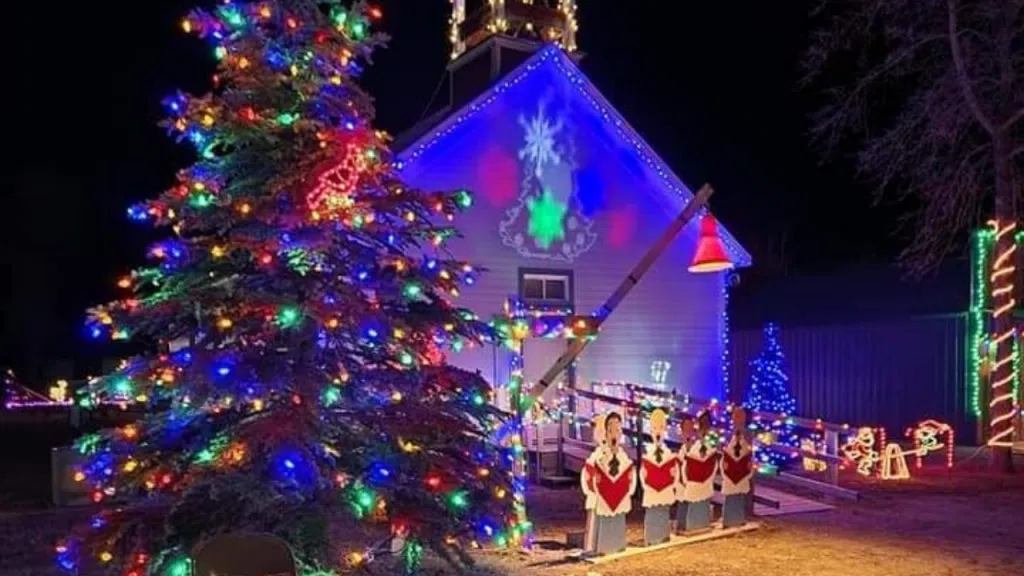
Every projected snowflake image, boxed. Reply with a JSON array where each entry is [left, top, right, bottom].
[[518, 100, 563, 178], [500, 96, 597, 262]]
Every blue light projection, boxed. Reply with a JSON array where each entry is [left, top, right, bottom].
[[396, 45, 753, 268], [393, 44, 748, 403]]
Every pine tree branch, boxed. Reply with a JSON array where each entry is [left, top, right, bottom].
[[947, 0, 995, 134]]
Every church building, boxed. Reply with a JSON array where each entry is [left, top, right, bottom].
[[395, 1, 752, 403]]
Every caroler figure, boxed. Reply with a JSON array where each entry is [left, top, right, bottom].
[[640, 409, 677, 545], [720, 406, 754, 527], [581, 413, 608, 555], [681, 411, 717, 532], [593, 412, 635, 555], [674, 417, 696, 534]]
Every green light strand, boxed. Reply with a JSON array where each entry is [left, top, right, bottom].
[[967, 229, 991, 418], [967, 227, 1024, 419], [1013, 334, 1021, 413]]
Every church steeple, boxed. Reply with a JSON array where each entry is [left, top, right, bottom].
[[448, 1, 579, 60]]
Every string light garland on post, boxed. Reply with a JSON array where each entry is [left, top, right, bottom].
[[967, 226, 1021, 444], [448, 0, 466, 59], [487, 296, 600, 547], [985, 219, 1018, 448], [967, 228, 990, 421], [556, 0, 579, 52]]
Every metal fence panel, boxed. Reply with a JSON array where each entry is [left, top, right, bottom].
[[729, 315, 974, 440]]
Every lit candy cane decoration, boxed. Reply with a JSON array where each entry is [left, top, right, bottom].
[[905, 419, 955, 470], [986, 219, 1018, 448]]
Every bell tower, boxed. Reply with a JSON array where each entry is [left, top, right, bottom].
[[394, 1, 581, 150], [448, 0, 579, 60]]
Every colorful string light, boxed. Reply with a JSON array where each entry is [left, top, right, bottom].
[[55, 2, 518, 574]]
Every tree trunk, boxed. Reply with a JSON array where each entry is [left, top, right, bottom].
[[987, 0, 1020, 473], [987, 133, 1016, 474]]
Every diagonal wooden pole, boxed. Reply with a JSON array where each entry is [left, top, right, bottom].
[[526, 184, 715, 405]]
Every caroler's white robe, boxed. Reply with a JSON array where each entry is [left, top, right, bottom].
[[581, 443, 607, 553], [681, 441, 718, 503], [593, 445, 635, 554], [582, 444, 607, 510], [674, 440, 693, 503], [641, 441, 676, 545], [681, 440, 717, 531], [720, 433, 754, 528], [720, 434, 754, 496]]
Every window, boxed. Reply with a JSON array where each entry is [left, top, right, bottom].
[[519, 269, 573, 303]]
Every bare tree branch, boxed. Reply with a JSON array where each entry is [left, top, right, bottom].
[[804, 0, 1022, 276], [948, 0, 995, 133], [1000, 106, 1024, 131]]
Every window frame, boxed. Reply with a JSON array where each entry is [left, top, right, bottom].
[[518, 268, 574, 305]]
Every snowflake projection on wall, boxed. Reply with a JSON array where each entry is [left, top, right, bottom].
[[500, 97, 597, 262], [518, 101, 563, 178]]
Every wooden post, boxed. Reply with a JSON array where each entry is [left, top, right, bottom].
[[567, 346, 578, 439], [825, 430, 839, 486], [533, 420, 543, 483], [630, 387, 644, 502], [747, 467, 757, 517], [556, 409, 565, 477]]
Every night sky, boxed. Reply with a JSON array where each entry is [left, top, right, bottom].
[[2, 0, 901, 381]]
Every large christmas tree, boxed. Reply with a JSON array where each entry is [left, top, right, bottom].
[[57, 2, 516, 574], [744, 322, 799, 470]]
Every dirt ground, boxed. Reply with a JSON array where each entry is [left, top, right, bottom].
[[3, 467, 1022, 576], [470, 472, 1024, 576]]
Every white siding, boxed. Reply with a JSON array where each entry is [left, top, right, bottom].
[[398, 56, 728, 401]]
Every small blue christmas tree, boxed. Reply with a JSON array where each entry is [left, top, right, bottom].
[[744, 322, 799, 470]]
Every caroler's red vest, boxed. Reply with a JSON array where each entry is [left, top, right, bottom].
[[593, 447, 635, 516], [641, 458, 677, 491], [720, 436, 753, 495], [681, 442, 717, 502]]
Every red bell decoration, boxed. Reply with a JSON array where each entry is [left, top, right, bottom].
[[688, 214, 734, 273]]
